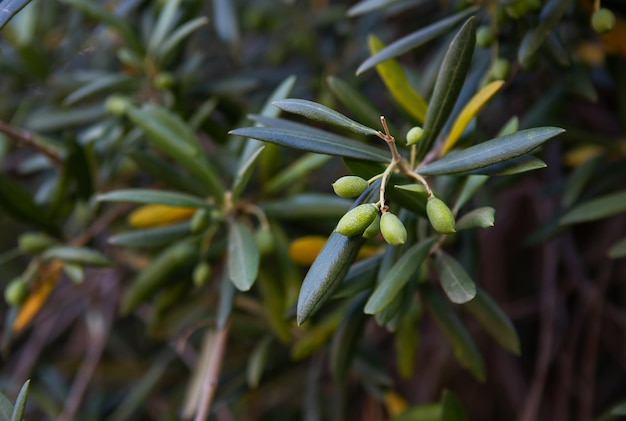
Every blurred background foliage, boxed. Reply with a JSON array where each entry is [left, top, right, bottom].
[[0, 0, 625, 420]]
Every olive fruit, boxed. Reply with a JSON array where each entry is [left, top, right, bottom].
[[255, 227, 275, 255], [426, 197, 456, 234], [104, 95, 131, 116], [4, 278, 28, 306], [476, 25, 495, 48], [193, 262, 211, 286], [491, 58, 511, 80], [332, 176, 369, 198], [591, 8, 615, 33], [335, 204, 379, 237], [363, 213, 381, 239], [380, 212, 407, 246], [190, 209, 211, 234], [406, 126, 424, 146]]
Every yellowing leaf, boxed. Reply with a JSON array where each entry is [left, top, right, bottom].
[[441, 81, 504, 155], [384, 390, 409, 416], [128, 204, 196, 228], [369, 35, 427, 123], [13, 260, 63, 332], [288, 235, 380, 265]]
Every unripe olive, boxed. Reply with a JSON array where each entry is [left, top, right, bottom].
[[476, 25, 495, 48], [363, 212, 380, 239], [332, 176, 369, 198], [380, 212, 407, 246], [491, 58, 511, 80], [591, 8, 615, 33], [154, 72, 175, 89], [18, 232, 57, 254], [193, 262, 211, 286], [335, 204, 379, 237], [190, 209, 211, 234], [255, 227, 275, 255], [426, 197, 456, 234], [406, 126, 424, 146], [104, 95, 131, 116], [5, 278, 28, 306]]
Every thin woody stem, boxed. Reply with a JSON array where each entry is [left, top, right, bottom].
[[0, 119, 62, 166]]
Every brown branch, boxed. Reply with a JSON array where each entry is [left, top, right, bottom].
[[0, 119, 63, 166]]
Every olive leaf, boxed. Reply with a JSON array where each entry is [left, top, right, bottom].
[[364, 238, 435, 314], [41, 246, 112, 267], [97, 189, 212, 209], [559, 190, 626, 226], [455, 207, 495, 230], [273, 99, 379, 136], [329, 293, 369, 382], [9, 379, 30, 421], [418, 127, 564, 175], [227, 221, 260, 291], [417, 17, 477, 160], [108, 222, 191, 249], [433, 252, 476, 304]]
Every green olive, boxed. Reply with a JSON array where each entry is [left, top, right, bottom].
[[491, 58, 511, 80], [363, 213, 381, 239], [335, 204, 379, 237], [332, 176, 369, 198], [4, 278, 28, 306], [380, 212, 407, 246], [193, 262, 211, 287], [426, 197, 456, 234], [405, 126, 424, 146], [476, 25, 495, 48], [591, 8, 616, 33]]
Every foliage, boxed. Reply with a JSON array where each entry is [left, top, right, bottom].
[[0, 0, 625, 420]]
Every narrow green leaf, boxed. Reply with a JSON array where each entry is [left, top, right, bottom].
[[265, 153, 331, 195], [231, 146, 264, 200], [365, 238, 434, 314], [217, 269, 236, 329], [0, 391, 14, 421], [229, 126, 391, 162], [156, 17, 209, 63], [292, 308, 343, 359], [440, 389, 467, 421], [463, 287, 520, 355], [260, 194, 351, 220], [63, 74, 133, 106], [212, 0, 239, 46], [347, 0, 400, 17], [126, 105, 225, 200], [560, 190, 626, 226], [518, 0, 573, 66], [434, 252, 476, 304], [108, 222, 191, 249], [61, 0, 143, 53], [463, 154, 547, 176], [273, 99, 379, 136], [25, 105, 105, 132], [327, 76, 385, 130], [297, 232, 366, 324], [356, 7, 478, 74], [246, 336, 272, 389], [394, 305, 421, 378], [227, 221, 260, 291], [9, 379, 29, 421], [608, 237, 626, 259], [41, 246, 112, 267], [417, 17, 477, 160], [455, 207, 495, 230], [422, 286, 485, 381], [418, 127, 564, 175], [0, 0, 33, 29], [97, 189, 211, 209], [330, 293, 369, 382], [147, 0, 182, 53], [121, 240, 198, 314]]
